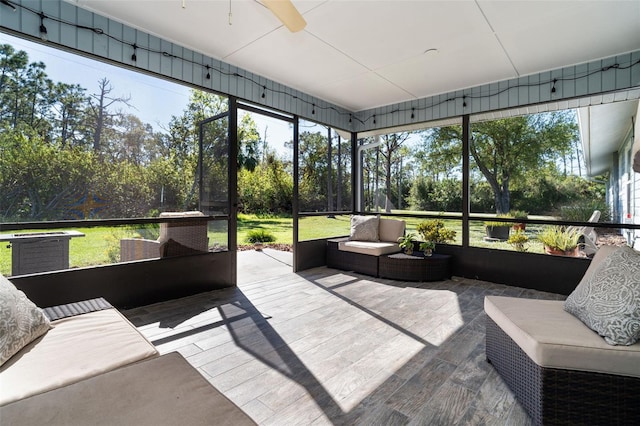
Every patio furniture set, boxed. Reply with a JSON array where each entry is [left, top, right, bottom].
[[326, 215, 451, 281], [0, 273, 255, 425], [2, 214, 638, 425]]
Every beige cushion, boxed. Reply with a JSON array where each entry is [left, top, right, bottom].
[[339, 240, 401, 256], [564, 245, 640, 345], [349, 215, 379, 241], [0, 352, 256, 426], [379, 218, 406, 242], [0, 274, 51, 366], [0, 309, 158, 405], [485, 296, 640, 378]]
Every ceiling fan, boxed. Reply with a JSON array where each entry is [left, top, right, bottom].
[[261, 0, 306, 32]]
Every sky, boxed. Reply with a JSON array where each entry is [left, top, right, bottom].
[[1, 32, 298, 157], [1, 33, 191, 131]]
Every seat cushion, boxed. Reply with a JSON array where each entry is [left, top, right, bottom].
[[339, 240, 401, 256], [0, 309, 158, 405], [0, 352, 256, 426], [485, 296, 640, 378]]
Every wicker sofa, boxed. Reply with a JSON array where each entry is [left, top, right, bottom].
[[326, 216, 405, 277], [1, 274, 256, 425], [485, 245, 640, 425], [0, 296, 159, 406]]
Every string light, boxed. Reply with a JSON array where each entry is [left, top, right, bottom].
[[8, 2, 639, 129], [1, 1, 16, 12], [39, 12, 48, 41]]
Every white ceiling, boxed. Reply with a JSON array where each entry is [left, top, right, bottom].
[[71, 0, 639, 113]]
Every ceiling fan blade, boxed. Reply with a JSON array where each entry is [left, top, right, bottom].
[[262, 0, 306, 33]]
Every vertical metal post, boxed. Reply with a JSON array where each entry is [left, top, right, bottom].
[[327, 127, 333, 212], [337, 134, 342, 210], [462, 114, 471, 248], [352, 132, 359, 212], [229, 97, 238, 284], [292, 117, 300, 271]]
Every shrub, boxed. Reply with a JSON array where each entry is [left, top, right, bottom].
[[246, 229, 276, 243], [416, 219, 456, 243], [507, 230, 529, 252], [484, 214, 513, 228], [560, 201, 611, 222]]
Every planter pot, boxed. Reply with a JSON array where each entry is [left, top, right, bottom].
[[544, 245, 579, 257], [513, 223, 526, 232], [424, 249, 433, 257], [254, 242, 264, 251], [485, 225, 510, 241]]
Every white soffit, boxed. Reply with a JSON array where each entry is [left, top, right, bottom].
[[578, 99, 639, 176]]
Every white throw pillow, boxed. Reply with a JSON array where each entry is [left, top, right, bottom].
[[0, 274, 52, 366], [564, 246, 640, 346], [349, 215, 379, 242]]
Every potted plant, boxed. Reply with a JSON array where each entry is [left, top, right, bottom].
[[397, 233, 417, 255], [419, 240, 436, 256], [485, 214, 512, 241], [509, 210, 528, 231], [415, 219, 457, 254], [507, 230, 528, 252], [537, 226, 580, 256]]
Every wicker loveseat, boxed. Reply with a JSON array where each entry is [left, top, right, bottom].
[[1, 274, 255, 425], [326, 215, 405, 277], [485, 245, 640, 425]]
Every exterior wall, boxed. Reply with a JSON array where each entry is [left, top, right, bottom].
[[609, 101, 640, 248], [628, 103, 640, 248], [1, 0, 639, 134]]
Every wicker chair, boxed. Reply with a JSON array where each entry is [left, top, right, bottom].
[[485, 294, 640, 425], [120, 212, 209, 262]]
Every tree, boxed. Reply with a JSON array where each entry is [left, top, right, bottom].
[[379, 132, 411, 212], [425, 113, 577, 214], [87, 77, 132, 153], [292, 131, 330, 211], [51, 82, 90, 148]]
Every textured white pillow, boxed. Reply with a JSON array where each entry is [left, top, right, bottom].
[[564, 246, 640, 346], [349, 215, 379, 242], [0, 274, 51, 366]]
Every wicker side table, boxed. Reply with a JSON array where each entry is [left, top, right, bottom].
[[379, 253, 451, 281]]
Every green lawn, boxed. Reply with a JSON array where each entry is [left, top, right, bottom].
[[1, 213, 550, 276]]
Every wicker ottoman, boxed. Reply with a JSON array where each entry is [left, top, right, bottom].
[[379, 253, 451, 281]]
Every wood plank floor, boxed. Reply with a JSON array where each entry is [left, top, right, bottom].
[[123, 266, 564, 425]]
